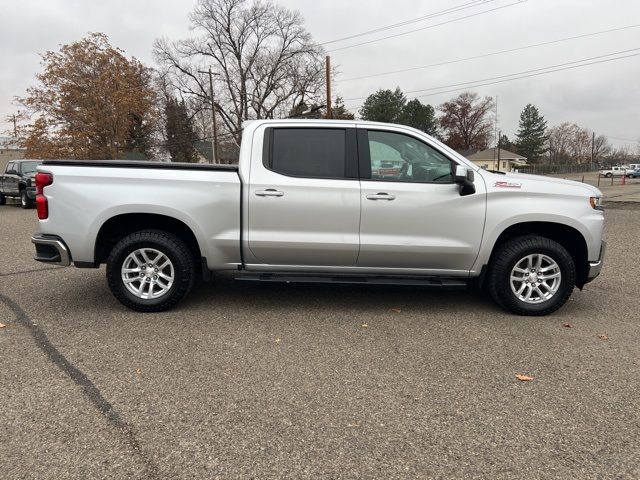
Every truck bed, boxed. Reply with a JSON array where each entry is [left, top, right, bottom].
[[38, 160, 242, 270]]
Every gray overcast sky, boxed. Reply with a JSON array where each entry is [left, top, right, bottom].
[[1, 0, 639, 147]]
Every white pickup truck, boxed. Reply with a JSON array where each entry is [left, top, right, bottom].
[[599, 166, 634, 178], [32, 119, 605, 316]]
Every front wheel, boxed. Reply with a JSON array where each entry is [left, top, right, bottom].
[[0, 193, 5, 205], [487, 235, 576, 316], [106, 230, 195, 312], [605, 173, 612, 178]]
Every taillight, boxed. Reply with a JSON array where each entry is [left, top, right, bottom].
[[35, 172, 53, 220]]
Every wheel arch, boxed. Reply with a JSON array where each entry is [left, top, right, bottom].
[[487, 221, 589, 288], [94, 213, 203, 268]]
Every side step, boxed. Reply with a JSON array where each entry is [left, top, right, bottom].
[[235, 272, 468, 289]]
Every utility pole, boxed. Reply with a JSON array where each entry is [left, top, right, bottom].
[[325, 56, 332, 119], [497, 130, 502, 171], [198, 68, 220, 164], [207, 67, 219, 164], [591, 131, 595, 171], [10, 114, 17, 137], [493, 96, 498, 171]]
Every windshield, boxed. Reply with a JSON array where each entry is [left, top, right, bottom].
[[20, 161, 41, 174]]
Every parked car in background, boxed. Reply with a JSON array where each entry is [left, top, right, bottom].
[[599, 166, 633, 178], [631, 169, 640, 178], [31, 119, 605, 316], [0, 160, 41, 208], [627, 163, 640, 171]]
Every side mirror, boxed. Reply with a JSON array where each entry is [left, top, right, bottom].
[[454, 165, 475, 196]]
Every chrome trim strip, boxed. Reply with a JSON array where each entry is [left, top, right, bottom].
[[31, 234, 71, 266]]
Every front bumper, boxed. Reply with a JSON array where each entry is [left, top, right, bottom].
[[31, 234, 71, 266], [585, 241, 606, 283]]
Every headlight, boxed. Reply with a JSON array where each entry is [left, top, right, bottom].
[[589, 196, 604, 211]]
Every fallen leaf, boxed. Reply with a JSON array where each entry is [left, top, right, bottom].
[[274, 338, 281, 344], [361, 323, 368, 328], [0, 323, 6, 328], [597, 334, 608, 341], [563, 323, 573, 328], [390, 308, 402, 313], [135, 368, 141, 375], [515, 374, 534, 382]]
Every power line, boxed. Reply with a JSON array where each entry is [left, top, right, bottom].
[[344, 48, 640, 102], [604, 135, 639, 143], [319, 0, 493, 46], [344, 51, 640, 108], [337, 24, 640, 82], [327, 0, 527, 53]]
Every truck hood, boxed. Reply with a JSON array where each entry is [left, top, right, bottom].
[[487, 171, 602, 197]]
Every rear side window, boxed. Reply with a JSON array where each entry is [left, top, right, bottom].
[[268, 128, 347, 178]]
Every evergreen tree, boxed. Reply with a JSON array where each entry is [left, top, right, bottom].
[[515, 104, 548, 162], [331, 96, 355, 120], [498, 133, 515, 152], [399, 99, 438, 135], [125, 112, 154, 158], [165, 97, 199, 163], [359, 87, 406, 123]]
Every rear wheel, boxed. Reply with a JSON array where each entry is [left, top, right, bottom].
[[488, 235, 576, 316], [106, 230, 195, 312], [21, 190, 34, 209], [605, 173, 612, 178]]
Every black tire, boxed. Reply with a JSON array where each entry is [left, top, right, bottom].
[[487, 235, 576, 316], [0, 193, 5, 205], [605, 173, 612, 178], [106, 230, 195, 312], [20, 190, 34, 209]]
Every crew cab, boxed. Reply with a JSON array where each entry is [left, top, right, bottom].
[[599, 166, 633, 178], [0, 160, 41, 208], [31, 120, 606, 316]]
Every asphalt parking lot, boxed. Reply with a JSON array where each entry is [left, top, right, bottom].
[[1, 203, 639, 479]]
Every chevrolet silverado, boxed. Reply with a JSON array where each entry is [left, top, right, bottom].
[[31, 120, 605, 315]]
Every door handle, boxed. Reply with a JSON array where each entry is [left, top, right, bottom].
[[366, 193, 396, 200], [255, 189, 284, 197]]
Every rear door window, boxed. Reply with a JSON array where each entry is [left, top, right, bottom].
[[266, 128, 350, 179]]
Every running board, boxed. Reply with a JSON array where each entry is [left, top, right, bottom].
[[234, 272, 468, 288]]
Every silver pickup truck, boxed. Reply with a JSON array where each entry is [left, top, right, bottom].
[[32, 119, 605, 316]]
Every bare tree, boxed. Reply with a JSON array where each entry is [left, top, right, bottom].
[[548, 123, 609, 165], [592, 134, 611, 162], [154, 0, 325, 147]]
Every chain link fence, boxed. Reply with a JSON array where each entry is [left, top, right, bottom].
[[517, 163, 597, 175]]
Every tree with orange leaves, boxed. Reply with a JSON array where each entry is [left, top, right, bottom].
[[18, 33, 158, 160]]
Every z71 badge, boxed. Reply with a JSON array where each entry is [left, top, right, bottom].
[[494, 181, 522, 188]]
